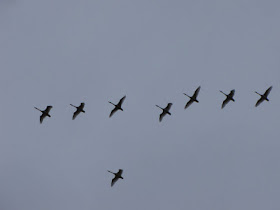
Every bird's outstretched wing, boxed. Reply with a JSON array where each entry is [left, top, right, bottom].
[[185, 100, 193, 109], [117, 96, 126, 106], [117, 169, 123, 176], [72, 110, 80, 120], [111, 177, 119, 187], [255, 98, 264, 107], [40, 114, 46, 124], [165, 103, 172, 111], [229, 89, 235, 97], [193, 86, 201, 98], [80, 103, 85, 109], [45, 106, 52, 113], [264, 86, 272, 97], [221, 98, 230, 109], [109, 107, 118, 118], [159, 112, 166, 122]]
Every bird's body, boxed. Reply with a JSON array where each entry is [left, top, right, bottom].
[[34, 106, 53, 124], [183, 86, 200, 109], [255, 86, 272, 107], [109, 96, 126, 117], [108, 169, 123, 187], [220, 89, 235, 109], [70, 103, 85, 120], [156, 103, 172, 122]]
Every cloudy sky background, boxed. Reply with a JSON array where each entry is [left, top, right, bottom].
[[0, 0, 280, 209]]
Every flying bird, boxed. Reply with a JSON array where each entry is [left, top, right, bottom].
[[109, 96, 126, 117], [34, 106, 53, 124], [255, 86, 273, 107], [156, 103, 172, 122], [108, 169, 123, 187], [183, 86, 200, 109], [220, 89, 235, 109], [70, 103, 85, 120]]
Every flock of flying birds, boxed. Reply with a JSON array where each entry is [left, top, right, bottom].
[[34, 85, 273, 186]]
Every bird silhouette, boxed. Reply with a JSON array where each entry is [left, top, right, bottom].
[[109, 96, 126, 117], [108, 169, 123, 187], [34, 106, 53, 124], [156, 103, 172, 122], [70, 103, 85, 120], [220, 89, 235, 109], [183, 86, 200, 109], [255, 86, 273, 107]]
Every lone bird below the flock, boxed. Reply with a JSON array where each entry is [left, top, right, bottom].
[[156, 103, 172, 122], [109, 96, 126, 117], [108, 169, 123, 187], [255, 86, 273, 107], [183, 86, 201, 109], [34, 105, 53, 124], [70, 103, 85, 120], [220, 89, 235, 109]]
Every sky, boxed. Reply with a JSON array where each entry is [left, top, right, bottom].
[[0, 0, 280, 210]]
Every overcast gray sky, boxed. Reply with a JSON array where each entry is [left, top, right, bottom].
[[0, 0, 280, 210]]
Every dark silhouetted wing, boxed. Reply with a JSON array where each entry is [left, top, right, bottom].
[[109, 107, 118, 117], [111, 176, 119, 187], [45, 106, 52, 113], [79, 103, 85, 109], [229, 89, 235, 97], [40, 114, 46, 124], [255, 98, 264, 107], [221, 98, 230, 109], [193, 86, 201, 98], [117, 96, 126, 107], [117, 169, 123, 176], [185, 100, 193, 109], [264, 86, 272, 97], [72, 110, 81, 120], [159, 112, 166, 122], [165, 103, 172, 111]]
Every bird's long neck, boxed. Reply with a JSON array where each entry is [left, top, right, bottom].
[[255, 92, 263, 97], [156, 105, 163, 110], [70, 104, 77, 108], [220, 91, 227, 96], [34, 107, 42, 112], [109, 102, 116, 106], [184, 93, 191, 98], [108, 170, 116, 175]]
